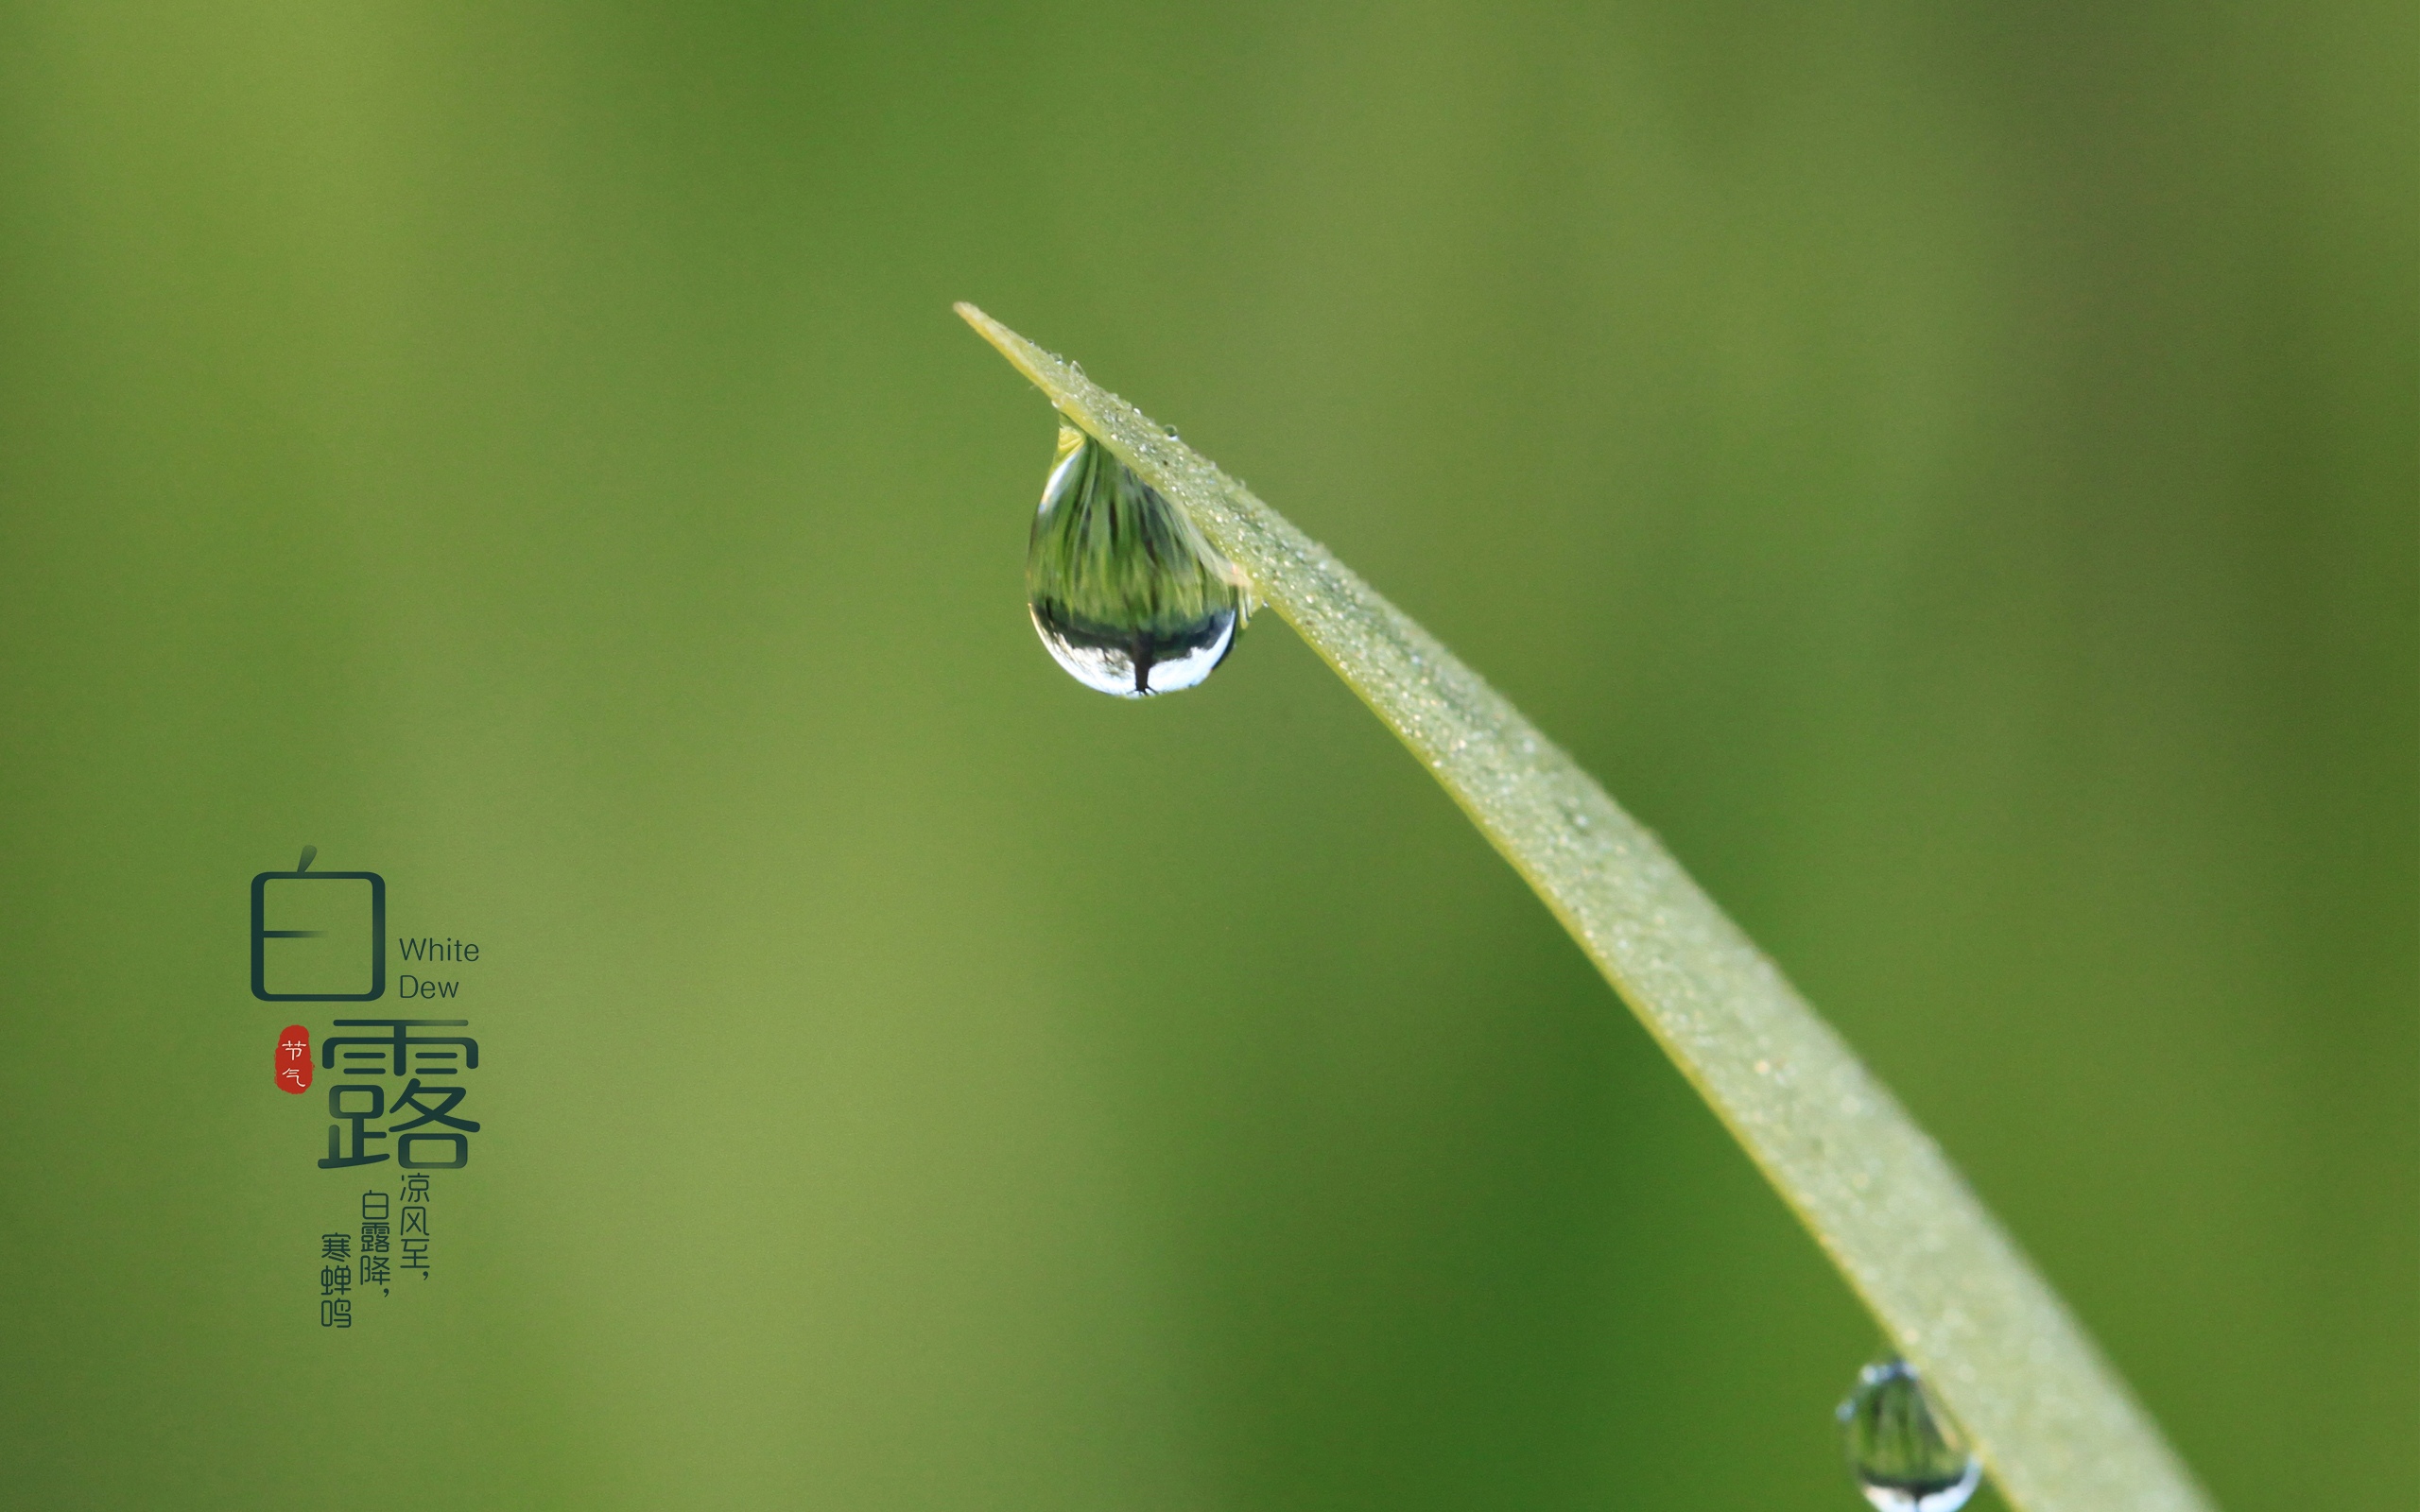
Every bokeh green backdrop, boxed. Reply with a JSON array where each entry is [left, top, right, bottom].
[[2, 3, 2411, 1508]]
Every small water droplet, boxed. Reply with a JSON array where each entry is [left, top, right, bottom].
[[1838, 1359, 1981, 1512], [1162, 422, 1181, 439], [1027, 423, 1244, 697]]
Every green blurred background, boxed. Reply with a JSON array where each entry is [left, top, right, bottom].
[[2, 2, 2411, 1507]]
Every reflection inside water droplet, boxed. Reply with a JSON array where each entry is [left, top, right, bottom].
[[1026, 421, 1244, 697], [1838, 1359, 1982, 1512]]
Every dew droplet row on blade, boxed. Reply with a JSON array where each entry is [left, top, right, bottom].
[[1025, 421, 1246, 697]]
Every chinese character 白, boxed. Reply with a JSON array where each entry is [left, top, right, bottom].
[[360, 1191, 390, 1254], [254, 856, 384, 1003]]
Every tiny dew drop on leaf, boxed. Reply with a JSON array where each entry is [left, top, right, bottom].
[[1838, 1359, 1984, 1512], [1026, 421, 1248, 697]]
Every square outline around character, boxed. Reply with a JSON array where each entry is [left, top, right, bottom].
[[251, 868, 386, 1001]]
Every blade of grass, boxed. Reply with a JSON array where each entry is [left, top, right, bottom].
[[956, 304, 2215, 1512]]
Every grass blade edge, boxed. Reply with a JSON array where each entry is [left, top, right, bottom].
[[957, 301, 2216, 1512]]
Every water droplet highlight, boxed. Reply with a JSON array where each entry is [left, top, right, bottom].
[[1026, 421, 1244, 697], [1837, 1359, 1982, 1512]]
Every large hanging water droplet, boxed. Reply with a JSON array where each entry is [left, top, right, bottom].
[[1026, 421, 1245, 697], [1837, 1359, 1983, 1512]]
